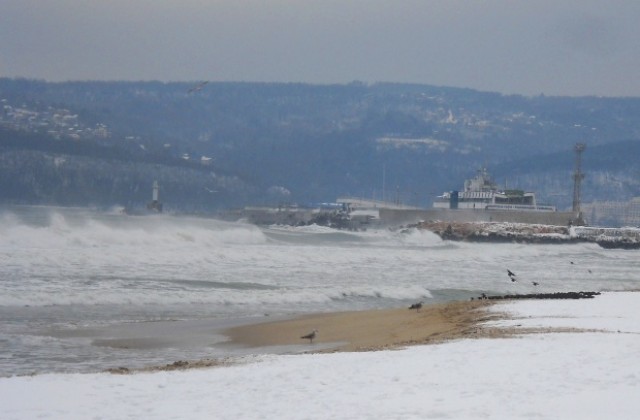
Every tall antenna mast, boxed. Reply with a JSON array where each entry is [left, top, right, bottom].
[[382, 163, 386, 203], [572, 143, 586, 215]]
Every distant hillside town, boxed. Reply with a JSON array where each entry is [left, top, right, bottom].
[[1, 99, 110, 141], [1, 78, 640, 226]]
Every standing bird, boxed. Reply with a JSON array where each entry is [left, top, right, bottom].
[[409, 301, 424, 312], [301, 329, 318, 344]]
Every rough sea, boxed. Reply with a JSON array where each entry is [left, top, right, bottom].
[[1, 205, 638, 377]]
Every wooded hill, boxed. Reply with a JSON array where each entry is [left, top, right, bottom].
[[1, 78, 639, 212]]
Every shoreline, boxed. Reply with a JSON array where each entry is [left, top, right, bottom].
[[106, 292, 606, 374], [107, 300, 501, 374], [223, 299, 501, 353], [8, 292, 640, 419]]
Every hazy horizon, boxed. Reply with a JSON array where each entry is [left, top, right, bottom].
[[2, 1, 640, 97]]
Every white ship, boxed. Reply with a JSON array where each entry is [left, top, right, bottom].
[[433, 168, 556, 212]]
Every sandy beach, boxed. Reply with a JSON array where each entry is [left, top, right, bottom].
[[104, 296, 596, 375], [225, 299, 501, 353], [5, 292, 640, 419]]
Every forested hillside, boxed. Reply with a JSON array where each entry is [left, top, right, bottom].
[[2, 78, 639, 212]]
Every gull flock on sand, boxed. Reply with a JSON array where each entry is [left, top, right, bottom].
[[2, 291, 640, 419]]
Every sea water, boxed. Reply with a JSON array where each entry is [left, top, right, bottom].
[[1, 205, 638, 376]]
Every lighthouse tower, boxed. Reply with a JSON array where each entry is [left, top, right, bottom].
[[146, 180, 163, 212]]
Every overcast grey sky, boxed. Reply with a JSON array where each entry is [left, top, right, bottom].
[[2, 0, 639, 96]]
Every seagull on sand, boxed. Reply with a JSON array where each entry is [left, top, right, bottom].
[[301, 329, 318, 344], [409, 302, 424, 312]]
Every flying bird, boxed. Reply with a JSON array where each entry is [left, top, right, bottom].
[[532, 281, 539, 286], [301, 329, 318, 344], [188, 81, 209, 94], [507, 269, 518, 282]]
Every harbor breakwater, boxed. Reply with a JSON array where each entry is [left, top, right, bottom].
[[418, 221, 640, 249]]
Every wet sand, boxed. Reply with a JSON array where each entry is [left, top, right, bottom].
[[225, 299, 501, 353], [107, 298, 594, 373]]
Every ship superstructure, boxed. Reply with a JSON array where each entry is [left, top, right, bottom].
[[433, 168, 556, 212]]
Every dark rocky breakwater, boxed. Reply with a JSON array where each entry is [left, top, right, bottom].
[[418, 221, 640, 249], [473, 291, 601, 301]]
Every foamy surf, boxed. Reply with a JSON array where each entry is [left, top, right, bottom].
[[1, 205, 639, 375]]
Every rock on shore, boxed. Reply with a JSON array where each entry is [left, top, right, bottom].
[[475, 291, 601, 301]]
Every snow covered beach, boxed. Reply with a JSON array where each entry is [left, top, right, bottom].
[[3, 291, 640, 420]]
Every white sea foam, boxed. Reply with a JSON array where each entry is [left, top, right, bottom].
[[0, 210, 637, 308], [2, 206, 640, 376]]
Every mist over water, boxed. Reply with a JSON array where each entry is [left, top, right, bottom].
[[1, 206, 639, 376]]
